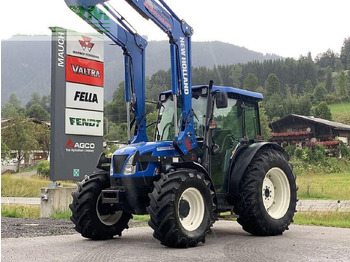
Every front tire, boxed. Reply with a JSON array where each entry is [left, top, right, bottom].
[[70, 172, 132, 240], [147, 170, 215, 248], [233, 147, 297, 236]]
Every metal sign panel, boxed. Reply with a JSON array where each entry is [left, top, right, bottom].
[[66, 83, 104, 111], [50, 27, 104, 181], [65, 108, 103, 136], [66, 56, 104, 87], [66, 34, 104, 62], [66, 82, 103, 111]]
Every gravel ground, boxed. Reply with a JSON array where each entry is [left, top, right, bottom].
[[1, 217, 148, 239]]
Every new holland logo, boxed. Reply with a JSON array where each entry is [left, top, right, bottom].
[[66, 138, 95, 153], [79, 36, 94, 52]]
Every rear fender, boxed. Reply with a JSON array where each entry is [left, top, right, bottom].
[[228, 142, 288, 200]]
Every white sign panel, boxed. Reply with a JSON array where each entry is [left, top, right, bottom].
[[66, 82, 104, 112], [66, 33, 104, 62], [65, 108, 103, 136]]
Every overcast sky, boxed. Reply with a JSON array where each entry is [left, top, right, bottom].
[[1, 0, 350, 58]]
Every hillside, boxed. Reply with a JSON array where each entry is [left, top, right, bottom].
[[1, 35, 281, 105]]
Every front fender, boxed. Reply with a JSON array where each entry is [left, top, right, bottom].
[[171, 162, 217, 206], [228, 142, 288, 200]]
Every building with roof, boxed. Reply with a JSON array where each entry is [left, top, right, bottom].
[[269, 114, 350, 148]]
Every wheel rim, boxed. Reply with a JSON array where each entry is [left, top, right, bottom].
[[262, 167, 291, 219], [178, 187, 205, 231], [96, 194, 122, 226]]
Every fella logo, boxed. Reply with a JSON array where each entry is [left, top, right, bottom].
[[79, 36, 95, 52]]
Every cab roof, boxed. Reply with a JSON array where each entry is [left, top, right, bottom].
[[160, 85, 263, 100]]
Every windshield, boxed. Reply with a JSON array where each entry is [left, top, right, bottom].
[[156, 95, 207, 141]]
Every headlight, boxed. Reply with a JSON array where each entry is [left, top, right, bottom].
[[110, 160, 114, 176], [123, 153, 136, 175]]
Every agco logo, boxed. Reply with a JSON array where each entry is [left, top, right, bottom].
[[66, 138, 95, 152], [78, 36, 95, 52]]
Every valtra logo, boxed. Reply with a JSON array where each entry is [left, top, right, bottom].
[[66, 56, 104, 87], [79, 36, 95, 52]]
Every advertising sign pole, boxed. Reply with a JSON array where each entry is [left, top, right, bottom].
[[50, 27, 104, 181]]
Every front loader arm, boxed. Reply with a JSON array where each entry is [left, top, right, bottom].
[[65, 0, 148, 143], [125, 0, 196, 155]]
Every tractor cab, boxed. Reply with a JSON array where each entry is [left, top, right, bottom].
[[156, 85, 263, 192]]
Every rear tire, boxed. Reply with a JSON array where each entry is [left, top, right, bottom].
[[70, 172, 132, 240], [147, 170, 215, 248], [233, 148, 297, 236]]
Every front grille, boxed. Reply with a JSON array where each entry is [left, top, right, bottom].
[[113, 155, 129, 174], [139, 152, 152, 171]]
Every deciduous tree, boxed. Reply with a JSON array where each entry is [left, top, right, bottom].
[[1, 116, 38, 172], [27, 104, 50, 121]]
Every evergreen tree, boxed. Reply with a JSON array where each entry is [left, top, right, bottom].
[[313, 83, 326, 104], [315, 49, 337, 70], [304, 79, 314, 94], [243, 73, 258, 92], [231, 65, 243, 88], [264, 93, 284, 120], [265, 73, 281, 100], [325, 68, 333, 93], [340, 37, 350, 70], [335, 71, 349, 97], [297, 96, 312, 116], [259, 107, 272, 141], [313, 102, 332, 120]]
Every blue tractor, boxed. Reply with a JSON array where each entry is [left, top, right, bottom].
[[66, 0, 297, 248]]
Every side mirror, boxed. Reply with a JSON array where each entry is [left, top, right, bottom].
[[216, 92, 228, 109]]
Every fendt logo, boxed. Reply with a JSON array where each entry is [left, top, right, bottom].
[[79, 36, 95, 52], [69, 117, 101, 127], [65, 138, 95, 153]]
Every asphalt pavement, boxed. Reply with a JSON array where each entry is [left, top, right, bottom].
[[2, 220, 350, 262]]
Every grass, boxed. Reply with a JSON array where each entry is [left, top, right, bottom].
[[1, 204, 40, 218], [1, 174, 52, 197], [1, 174, 76, 197], [293, 212, 350, 228], [328, 102, 350, 115], [1, 204, 72, 219], [296, 167, 350, 200], [133, 215, 150, 221], [328, 102, 350, 125]]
